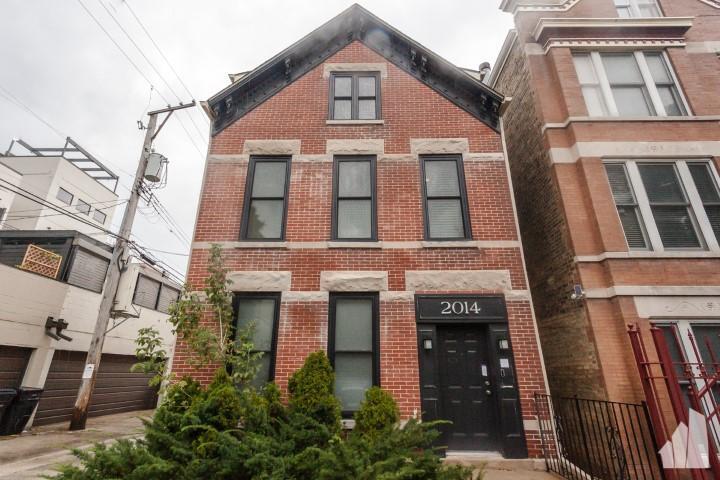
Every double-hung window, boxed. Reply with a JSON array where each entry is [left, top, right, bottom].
[[614, 0, 662, 18], [573, 52, 687, 117], [235, 293, 280, 388], [421, 155, 472, 240], [605, 160, 720, 251], [241, 157, 291, 240], [329, 72, 380, 120], [332, 156, 376, 240], [329, 293, 379, 415]]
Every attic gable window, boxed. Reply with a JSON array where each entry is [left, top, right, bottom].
[[329, 72, 380, 120]]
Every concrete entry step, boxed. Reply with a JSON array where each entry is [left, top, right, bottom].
[[444, 451, 547, 470]]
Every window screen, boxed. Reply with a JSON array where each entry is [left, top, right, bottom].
[[56, 188, 73, 206], [638, 164, 701, 248], [421, 156, 470, 240], [605, 163, 648, 249], [242, 158, 289, 240], [133, 275, 161, 309], [329, 72, 380, 120], [66, 248, 110, 292], [333, 157, 375, 240], [236, 295, 279, 388], [329, 294, 378, 414]]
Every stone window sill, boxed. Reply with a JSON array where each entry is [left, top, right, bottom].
[[421, 241, 480, 249], [326, 119, 384, 125], [327, 241, 382, 249], [234, 241, 288, 249]]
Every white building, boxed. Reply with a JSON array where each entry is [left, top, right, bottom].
[[0, 139, 180, 428], [0, 138, 120, 239]]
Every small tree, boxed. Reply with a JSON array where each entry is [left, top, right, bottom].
[[133, 244, 261, 388], [288, 351, 342, 433], [353, 386, 399, 439]]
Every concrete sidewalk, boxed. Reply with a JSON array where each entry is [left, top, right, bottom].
[[0, 410, 152, 479]]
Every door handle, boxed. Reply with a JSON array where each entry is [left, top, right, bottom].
[[485, 389, 492, 396]]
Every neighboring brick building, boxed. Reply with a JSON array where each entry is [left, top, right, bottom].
[[489, 0, 720, 403], [172, 4, 548, 458]]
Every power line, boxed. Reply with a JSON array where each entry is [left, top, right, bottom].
[[5, 197, 128, 215], [5, 199, 129, 221], [94, 0, 209, 142], [122, 0, 211, 127], [0, 83, 66, 139], [74, 0, 207, 158]]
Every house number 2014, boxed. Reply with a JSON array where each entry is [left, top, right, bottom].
[[440, 301, 482, 315]]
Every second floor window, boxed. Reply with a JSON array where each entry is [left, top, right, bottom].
[[573, 51, 687, 118], [333, 156, 376, 240], [241, 157, 290, 240], [614, 0, 662, 18], [605, 160, 720, 251], [421, 155, 472, 240], [75, 198, 91, 215], [329, 72, 380, 120], [56, 187, 73, 205]]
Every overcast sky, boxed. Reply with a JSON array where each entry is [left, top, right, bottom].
[[0, 0, 513, 279]]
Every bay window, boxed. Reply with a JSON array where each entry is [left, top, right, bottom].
[[605, 160, 720, 251], [573, 52, 687, 117]]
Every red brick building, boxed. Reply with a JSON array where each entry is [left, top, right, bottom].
[[172, 5, 548, 458], [489, 0, 720, 404]]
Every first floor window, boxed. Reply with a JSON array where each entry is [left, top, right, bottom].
[[333, 156, 376, 240], [235, 293, 280, 388], [421, 155, 472, 240], [605, 160, 720, 251], [241, 157, 290, 240], [329, 293, 379, 414], [573, 51, 687, 117]]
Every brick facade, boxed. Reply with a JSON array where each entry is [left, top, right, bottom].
[[492, 0, 720, 404], [173, 35, 548, 458]]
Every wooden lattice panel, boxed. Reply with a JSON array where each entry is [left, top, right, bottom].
[[18, 244, 62, 279]]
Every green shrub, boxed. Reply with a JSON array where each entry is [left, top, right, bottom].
[[353, 386, 400, 439], [287, 350, 341, 433]]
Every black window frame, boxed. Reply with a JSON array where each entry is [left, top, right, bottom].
[[233, 292, 281, 385], [328, 72, 381, 121], [56, 187, 73, 206], [240, 156, 292, 241], [420, 154, 473, 241], [331, 155, 377, 241], [328, 292, 380, 417]]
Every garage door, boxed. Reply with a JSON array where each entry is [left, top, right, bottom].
[[34, 351, 158, 426], [0, 346, 32, 389]]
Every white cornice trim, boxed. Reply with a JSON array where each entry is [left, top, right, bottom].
[[501, 0, 582, 14], [532, 17, 694, 41], [586, 286, 720, 299], [542, 116, 720, 133], [549, 141, 720, 164], [543, 38, 686, 53], [576, 251, 720, 262], [699, 0, 720, 8]]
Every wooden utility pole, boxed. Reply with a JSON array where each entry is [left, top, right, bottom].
[[69, 101, 196, 430]]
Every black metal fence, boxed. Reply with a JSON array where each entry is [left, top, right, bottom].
[[534, 394, 664, 480]]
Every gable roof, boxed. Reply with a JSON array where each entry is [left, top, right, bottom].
[[205, 4, 505, 134]]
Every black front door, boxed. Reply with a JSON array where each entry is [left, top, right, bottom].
[[436, 325, 499, 451]]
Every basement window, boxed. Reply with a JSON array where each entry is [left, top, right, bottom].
[[329, 72, 381, 120]]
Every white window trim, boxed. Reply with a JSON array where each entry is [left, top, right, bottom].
[[609, 159, 720, 252], [584, 51, 691, 118], [615, 0, 662, 18]]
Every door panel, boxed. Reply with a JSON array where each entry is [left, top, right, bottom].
[[0, 346, 32, 389], [437, 326, 499, 451]]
